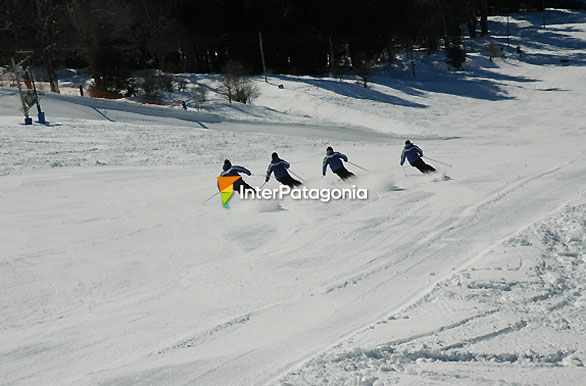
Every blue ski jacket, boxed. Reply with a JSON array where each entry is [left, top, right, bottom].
[[322, 152, 348, 175], [400, 143, 424, 165], [220, 165, 251, 191], [265, 158, 291, 182]]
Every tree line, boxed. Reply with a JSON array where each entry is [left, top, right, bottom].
[[1, 0, 584, 94]]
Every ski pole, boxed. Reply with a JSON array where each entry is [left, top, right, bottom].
[[258, 182, 267, 190], [424, 156, 452, 168], [201, 191, 220, 205], [289, 169, 305, 182], [402, 165, 408, 176], [348, 161, 370, 172]]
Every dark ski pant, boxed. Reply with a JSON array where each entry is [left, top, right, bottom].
[[333, 166, 355, 180], [277, 174, 302, 188], [411, 158, 436, 174]]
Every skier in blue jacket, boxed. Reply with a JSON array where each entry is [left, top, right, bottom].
[[400, 140, 436, 174], [322, 146, 355, 180], [265, 152, 302, 187], [220, 159, 255, 193]]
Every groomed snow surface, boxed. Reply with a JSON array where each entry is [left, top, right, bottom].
[[1, 10, 586, 386]]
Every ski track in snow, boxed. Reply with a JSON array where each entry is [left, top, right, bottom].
[[1, 9, 586, 386], [282, 201, 586, 385], [274, 160, 586, 385]]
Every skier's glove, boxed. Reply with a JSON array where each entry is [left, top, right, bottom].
[[265, 177, 269, 182]]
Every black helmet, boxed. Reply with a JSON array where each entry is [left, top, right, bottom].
[[223, 159, 232, 171], [326, 146, 334, 155], [405, 140, 411, 145], [271, 152, 279, 159]]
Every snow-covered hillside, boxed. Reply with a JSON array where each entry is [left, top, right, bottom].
[[1, 10, 585, 386]]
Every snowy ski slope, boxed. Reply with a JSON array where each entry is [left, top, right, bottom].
[[1, 10, 585, 386]]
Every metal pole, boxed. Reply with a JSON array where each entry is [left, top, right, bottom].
[[288, 169, 305, 182], [329, 35, 336, 77], [12, 57, 31, 124], [424, 156, 453, 168], [27, 67, 41, 115], [28, 67, 46, 124], [201, 191, 220, 205], [348, 161, 370, 172], [258, 31, 268, 83]]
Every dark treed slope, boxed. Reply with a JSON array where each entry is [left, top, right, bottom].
[[1, 0, 584, 93]]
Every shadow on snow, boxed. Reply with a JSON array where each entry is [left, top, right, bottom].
[[291, 76, 428, 108]]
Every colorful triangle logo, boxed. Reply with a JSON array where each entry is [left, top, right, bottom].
[[218, 176, 241, 208]]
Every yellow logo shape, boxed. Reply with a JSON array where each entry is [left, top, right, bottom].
[[218, 176, 241, 208]]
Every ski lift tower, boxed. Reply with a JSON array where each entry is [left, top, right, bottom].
[[11, 51, 46, 125]]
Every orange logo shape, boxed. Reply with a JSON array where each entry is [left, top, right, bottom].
[[218, 176, 241, 208]]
